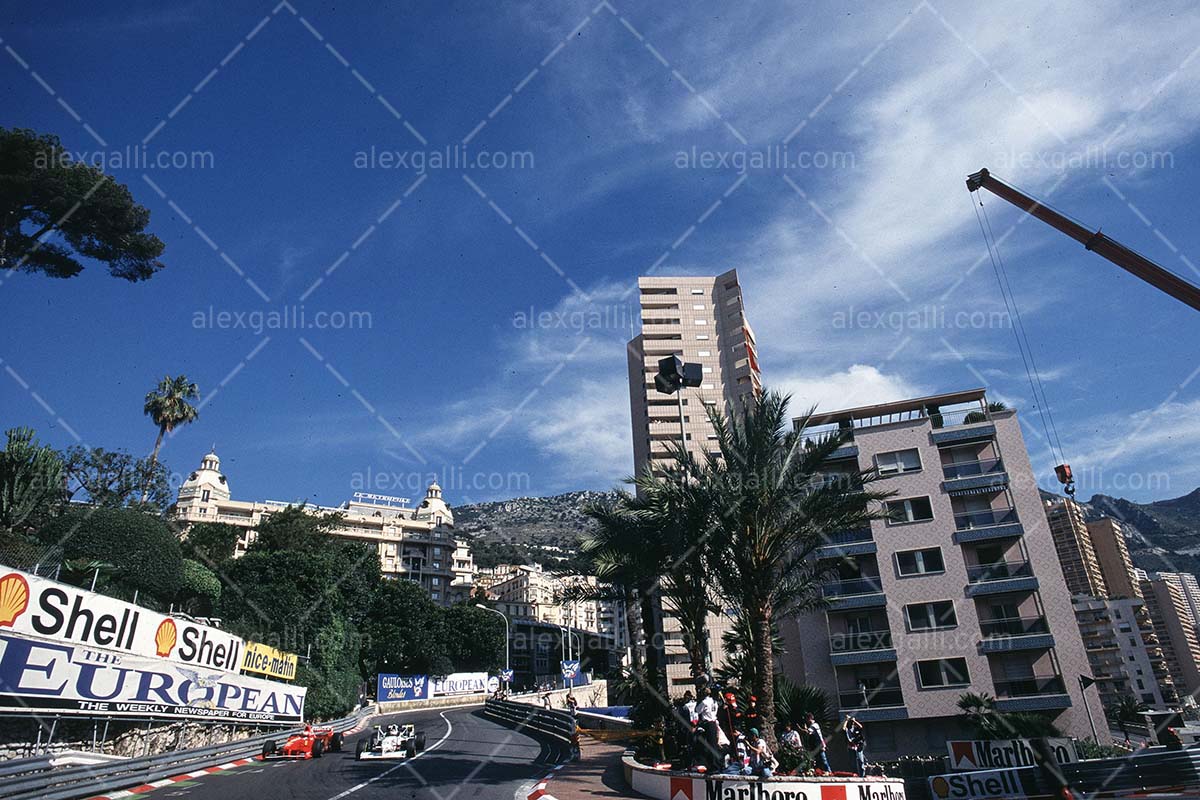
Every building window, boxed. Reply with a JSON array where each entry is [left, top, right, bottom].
[[696, 334, 710, 340], [896, 548, 945, 577], [876, 448, 922, 475], [698, 350, 711, 356], [905, 600, 957, 631], [201, 489, 210, 502], [692, 304, 706, 310], [690, 289, 704, 295], [885, 496, 934, 524], [917, 658, 970, 689], [702, 366, 713, 373], [694, 319, 708, 325], [434, 547, 442, 555], [432, 577, 441, 586], [431, 591, 440, 600]]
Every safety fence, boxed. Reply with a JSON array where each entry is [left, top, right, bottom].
[[0, 708, 370, 800]]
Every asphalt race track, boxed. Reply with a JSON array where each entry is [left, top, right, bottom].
[[145, 706, 569, 800]]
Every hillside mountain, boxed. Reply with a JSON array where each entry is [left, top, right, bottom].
[[452, 490, 619, 570], [1041, 487, 1200, 578]]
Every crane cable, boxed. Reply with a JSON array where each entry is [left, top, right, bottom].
[[969, 191, 1068, 467]]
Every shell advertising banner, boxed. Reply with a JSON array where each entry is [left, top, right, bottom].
[[0, 629, 306, 723], [0, 568, 244, 674]]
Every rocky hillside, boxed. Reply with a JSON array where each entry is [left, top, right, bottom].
[[1041, 487, 1200, 578], [452, 490, 619, 570]]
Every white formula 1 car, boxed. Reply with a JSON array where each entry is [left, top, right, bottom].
[[355, 723, 427, 760]]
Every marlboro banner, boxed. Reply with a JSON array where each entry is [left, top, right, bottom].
[[0, 630, 305, 724], [0, 567, 244, 674]]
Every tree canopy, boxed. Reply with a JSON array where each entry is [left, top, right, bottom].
[[0, 128, 166, 280]]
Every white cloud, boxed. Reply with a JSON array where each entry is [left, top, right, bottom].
[[773, 364, 925, 416]]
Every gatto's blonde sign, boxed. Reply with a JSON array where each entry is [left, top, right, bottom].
[[0, 568, 243, 674]]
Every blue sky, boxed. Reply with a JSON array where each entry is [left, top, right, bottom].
[[4, 1, 1200, 506]]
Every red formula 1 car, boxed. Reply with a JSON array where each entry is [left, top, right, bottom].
[[262, 724, 345, 760]]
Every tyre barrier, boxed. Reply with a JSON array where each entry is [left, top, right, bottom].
[[0, 709, 370, 800]]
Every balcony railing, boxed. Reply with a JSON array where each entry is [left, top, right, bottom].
[[993, 676, 1066, 698], [954, 507, 1019, 530], [980, 616, 1049, 637], [823, 578, 884, 598], [838, 687, 904, 709], [830, 631, 893, 653], [821, 529, 874, 546], [967, 560, 1033, 583], [942, 458, 1004, 480]]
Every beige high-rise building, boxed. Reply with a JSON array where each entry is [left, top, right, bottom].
[[779, 389, 1106, 757], [626, 269, 761, 692], [1139, 569, 1200, 698], [1045, 497, 1107, 597], [1086, 517, 1140, 599]]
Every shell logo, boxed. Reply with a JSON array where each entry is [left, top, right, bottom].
[[929, 776, 950, 799], [0, 573, 30, 628], [154, 618, 178, 657]]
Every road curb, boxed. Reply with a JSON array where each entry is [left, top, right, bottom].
[[526, 762, 568, 800], [84, 757, 259, 800]]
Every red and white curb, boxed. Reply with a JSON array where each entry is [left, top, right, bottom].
[[526, 762, 567, 800], [85, 757, 258, 800]]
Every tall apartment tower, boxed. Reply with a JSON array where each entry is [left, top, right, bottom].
[[626, 269, 761, 693], [627, 269, 761, 474], [779, 389, 1104, 758], [1086, 517, 1140, 599], [1138, 570, 1200, 697], [1045, 498, 1107, 597]]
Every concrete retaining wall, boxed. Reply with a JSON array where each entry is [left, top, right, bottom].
[[507, 681, 608, 710]]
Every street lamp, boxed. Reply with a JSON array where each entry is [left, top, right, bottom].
[[475, 604, 510, 681]]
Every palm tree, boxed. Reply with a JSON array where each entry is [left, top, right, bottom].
[[1108, 696, 1149, 741], [698, 391, 892, 747], [957, 691, 1062, 739], [142, 375, 199, 495]]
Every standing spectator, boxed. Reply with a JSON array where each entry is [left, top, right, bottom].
[[697, 687, 721, 771], [804, 712, 831, 772], [566, 693, 578, 715], [682, 691, 698, 725], [780, 723, 802, 750], [725, 731, 750, 774], [541, 691, 552, 709], [745, 696, 761, 733], [844, 714, 866, 777], [719, 692, 742, 742], [748, 728, 775, 778]]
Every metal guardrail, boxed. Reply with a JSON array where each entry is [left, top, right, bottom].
[[0, 709, 369, 800], [483, 699, 576, 746]]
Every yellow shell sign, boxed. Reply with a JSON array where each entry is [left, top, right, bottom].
[[0, 573, 30, 627], [154, 619, 178, 657], [241, 641, 298, 681]]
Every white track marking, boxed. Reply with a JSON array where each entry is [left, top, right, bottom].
[[324, 710, 455, 800]]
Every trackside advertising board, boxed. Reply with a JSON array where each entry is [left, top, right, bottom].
[[241, 641, 298, 681], [377, 674, 430, 702], [628, 769, 909, 800], [928, 767, 1031, 800], [0, 630, 306, 723], [0, 568, 244, 673], [432, 672, 490, 696], [946, 738, 1078, 770]]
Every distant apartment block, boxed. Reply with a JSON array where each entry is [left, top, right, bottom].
[[175, 451, 475, 606], [482, 563, 628, 650], [1138, 569, 1200, 698], [780, 389, 1104, 757], [626, 269, 761, 693], [1045, 497, 1106, 597], [1086, 517, 1140, 599]]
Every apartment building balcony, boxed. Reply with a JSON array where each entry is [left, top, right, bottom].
[[942, 458, 1009, 494], [965, 561, 1039, 597], [822, 577, 886, 610], [829, 631, 896, 666], [978, 616, 1054, 653], [992, 676, 1072, 711], [951, 506, 1025, 544], [814, 528, 876, 559], [837, 686, 908, 721]]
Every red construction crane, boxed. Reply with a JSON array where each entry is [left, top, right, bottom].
[[965, 168, 1200, 312]]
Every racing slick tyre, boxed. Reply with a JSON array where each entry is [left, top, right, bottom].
[[355, 738, 368, 761], [414, 733, 426, 752], [312, 739, 324, 758], [405, 744, 416, 759], [331, 732, 344, 752], [262, 741, 277, 758]]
